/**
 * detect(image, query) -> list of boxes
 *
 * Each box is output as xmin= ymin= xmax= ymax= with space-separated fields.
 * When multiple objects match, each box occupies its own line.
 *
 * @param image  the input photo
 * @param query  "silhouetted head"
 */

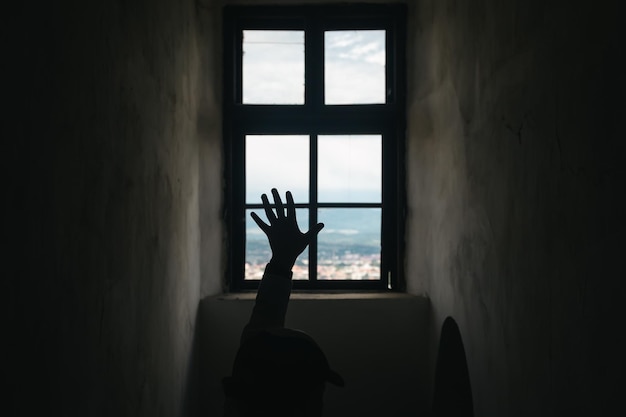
xmin=223 ymin=329 xmax=344 ymax=417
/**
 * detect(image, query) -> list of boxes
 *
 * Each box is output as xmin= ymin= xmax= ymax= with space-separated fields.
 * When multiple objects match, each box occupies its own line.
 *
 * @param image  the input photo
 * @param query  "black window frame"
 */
xmin=223 ymin=4 xmax=406 ymax=291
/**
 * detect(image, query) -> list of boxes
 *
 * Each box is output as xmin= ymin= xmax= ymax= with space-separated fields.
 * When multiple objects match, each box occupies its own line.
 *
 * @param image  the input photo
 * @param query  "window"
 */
xmin=224 ymin=4 xmax=406 ymax=291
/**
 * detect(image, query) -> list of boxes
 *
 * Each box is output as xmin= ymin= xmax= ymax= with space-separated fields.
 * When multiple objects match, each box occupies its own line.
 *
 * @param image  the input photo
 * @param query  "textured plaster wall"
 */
xmin=405 ymin=0 xmax=625 ymax=415
xmin=8 ymin=0 xmax=222 ymax=415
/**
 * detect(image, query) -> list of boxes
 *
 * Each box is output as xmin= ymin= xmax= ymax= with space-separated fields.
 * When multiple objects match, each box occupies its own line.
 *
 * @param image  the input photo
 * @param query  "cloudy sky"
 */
xmin=242 ymin=29 xmax=385 ymax=104
xmin=242 ymin=29 xmax=385 ymax=204
xmin=246 ymin=134 xmax=381 ymax=203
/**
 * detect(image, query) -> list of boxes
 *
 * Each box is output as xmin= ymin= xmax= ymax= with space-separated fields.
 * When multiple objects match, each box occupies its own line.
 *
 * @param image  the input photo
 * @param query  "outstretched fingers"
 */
xmin=261 ymin=193 xmax=277 ymax=224
xmin=250 ymin=211 xmax=270 ymax=233
xmin=286 ymin=191 xmax=296 ymax=220
xmin=271 ymin=188 xmax=285 ymax=218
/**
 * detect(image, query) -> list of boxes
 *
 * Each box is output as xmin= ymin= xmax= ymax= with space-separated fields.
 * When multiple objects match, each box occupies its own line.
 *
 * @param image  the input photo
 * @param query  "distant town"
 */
xmin=245 ymin=207 xmax=382 ymax=280
xmin=245 ymin=245 xmax=381 ymax=280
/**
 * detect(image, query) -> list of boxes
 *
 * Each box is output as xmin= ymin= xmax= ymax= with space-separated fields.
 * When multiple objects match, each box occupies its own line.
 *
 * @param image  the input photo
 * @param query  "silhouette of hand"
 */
xmin=251 ymin=189 xmax=324 ymax=273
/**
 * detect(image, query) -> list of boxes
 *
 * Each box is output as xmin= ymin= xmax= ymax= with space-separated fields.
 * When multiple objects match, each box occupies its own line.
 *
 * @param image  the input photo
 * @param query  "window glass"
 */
xmin=246 ymin=135 xmax=309 ymax=203
xmin=246 ymin=208 xmax=309 ymax=280
xmin=243 ymin=30 xmax=305 ymax=104
xmin=317 ymin=208 xmax=381 ymax=280
xmin=226 ymin=5 xmax=405 ymax=290
xmin=324 ymin=30 xmax=386 ymax=104
xmin=318 ymin=135 xmax=381 ymax=203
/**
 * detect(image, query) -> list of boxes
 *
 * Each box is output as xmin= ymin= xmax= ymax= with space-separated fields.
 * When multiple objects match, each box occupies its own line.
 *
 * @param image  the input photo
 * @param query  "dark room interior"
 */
xmin=7 ymin=0 xmax=624 ymax=416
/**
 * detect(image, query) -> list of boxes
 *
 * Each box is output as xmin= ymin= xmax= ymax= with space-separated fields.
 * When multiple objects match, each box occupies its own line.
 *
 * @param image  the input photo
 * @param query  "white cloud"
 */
xmin=324 ymin=30 xmax=386 ymax=104
xmin=246 ymin=135 xmax=309 ymax=202
xmin=243 ymin=30 xmax=305 ymax=104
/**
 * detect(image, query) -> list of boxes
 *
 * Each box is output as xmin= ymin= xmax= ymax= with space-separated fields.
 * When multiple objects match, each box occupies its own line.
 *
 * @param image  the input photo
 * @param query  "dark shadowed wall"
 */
xmin=8 ymin=0 xmax=222 ymax=415
xmin=405 ymin=0 xmax=625 ymax=415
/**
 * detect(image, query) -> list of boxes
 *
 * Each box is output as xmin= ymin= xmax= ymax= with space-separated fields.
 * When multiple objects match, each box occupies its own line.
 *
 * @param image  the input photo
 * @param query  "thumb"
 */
xmin=304 ymin=222 xmax=324 ymax=240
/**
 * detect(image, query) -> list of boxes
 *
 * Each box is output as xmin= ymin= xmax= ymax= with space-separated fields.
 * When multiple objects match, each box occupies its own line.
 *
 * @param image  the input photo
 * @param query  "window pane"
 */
xmin=246 ymin=135 xmax=309 ymax=203
xmin=318 ymin=135 xmax=381 ymax=203
xmin=317 ymin=208 xmax=381 ymax=280
xmin=325 ymin=30 xmax=386 ymax=104
xmin=246 ymin=208 xmax=309 ymax=280
xmin=243 ymin=30 xmax=305 ymax=104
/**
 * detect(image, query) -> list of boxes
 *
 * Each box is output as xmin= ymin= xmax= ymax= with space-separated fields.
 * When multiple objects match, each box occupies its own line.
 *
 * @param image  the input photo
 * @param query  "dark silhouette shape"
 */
xmin=433 ymin=317 xmax=474 ymax=417
xmin=222 ymin=189 xmax=344 ymax=417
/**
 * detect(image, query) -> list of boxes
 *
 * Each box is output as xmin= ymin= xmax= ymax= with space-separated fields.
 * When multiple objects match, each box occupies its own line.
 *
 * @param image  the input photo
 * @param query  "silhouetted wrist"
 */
xmin=266 ymin=258 xmax=294 ymax=278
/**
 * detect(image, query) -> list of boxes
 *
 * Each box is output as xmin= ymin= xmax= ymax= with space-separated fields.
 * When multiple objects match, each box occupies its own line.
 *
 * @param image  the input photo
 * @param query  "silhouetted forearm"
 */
xmin=240 ymin=264 xmax=292 ymax=344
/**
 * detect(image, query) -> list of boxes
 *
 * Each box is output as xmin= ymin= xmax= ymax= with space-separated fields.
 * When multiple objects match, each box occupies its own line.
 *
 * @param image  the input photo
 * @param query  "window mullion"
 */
xmin=309 ymin=134 xmax=318 ymax=282
xmin=305 ymin=21 xmax=323 ymax=282
xmin=305 ymin=19 xmax=324 ymax=111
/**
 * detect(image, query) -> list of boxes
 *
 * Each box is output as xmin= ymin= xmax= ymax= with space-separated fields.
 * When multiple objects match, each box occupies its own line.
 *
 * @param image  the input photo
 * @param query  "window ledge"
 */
xmin=214 ymin=291 xmax=423 ymax=301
